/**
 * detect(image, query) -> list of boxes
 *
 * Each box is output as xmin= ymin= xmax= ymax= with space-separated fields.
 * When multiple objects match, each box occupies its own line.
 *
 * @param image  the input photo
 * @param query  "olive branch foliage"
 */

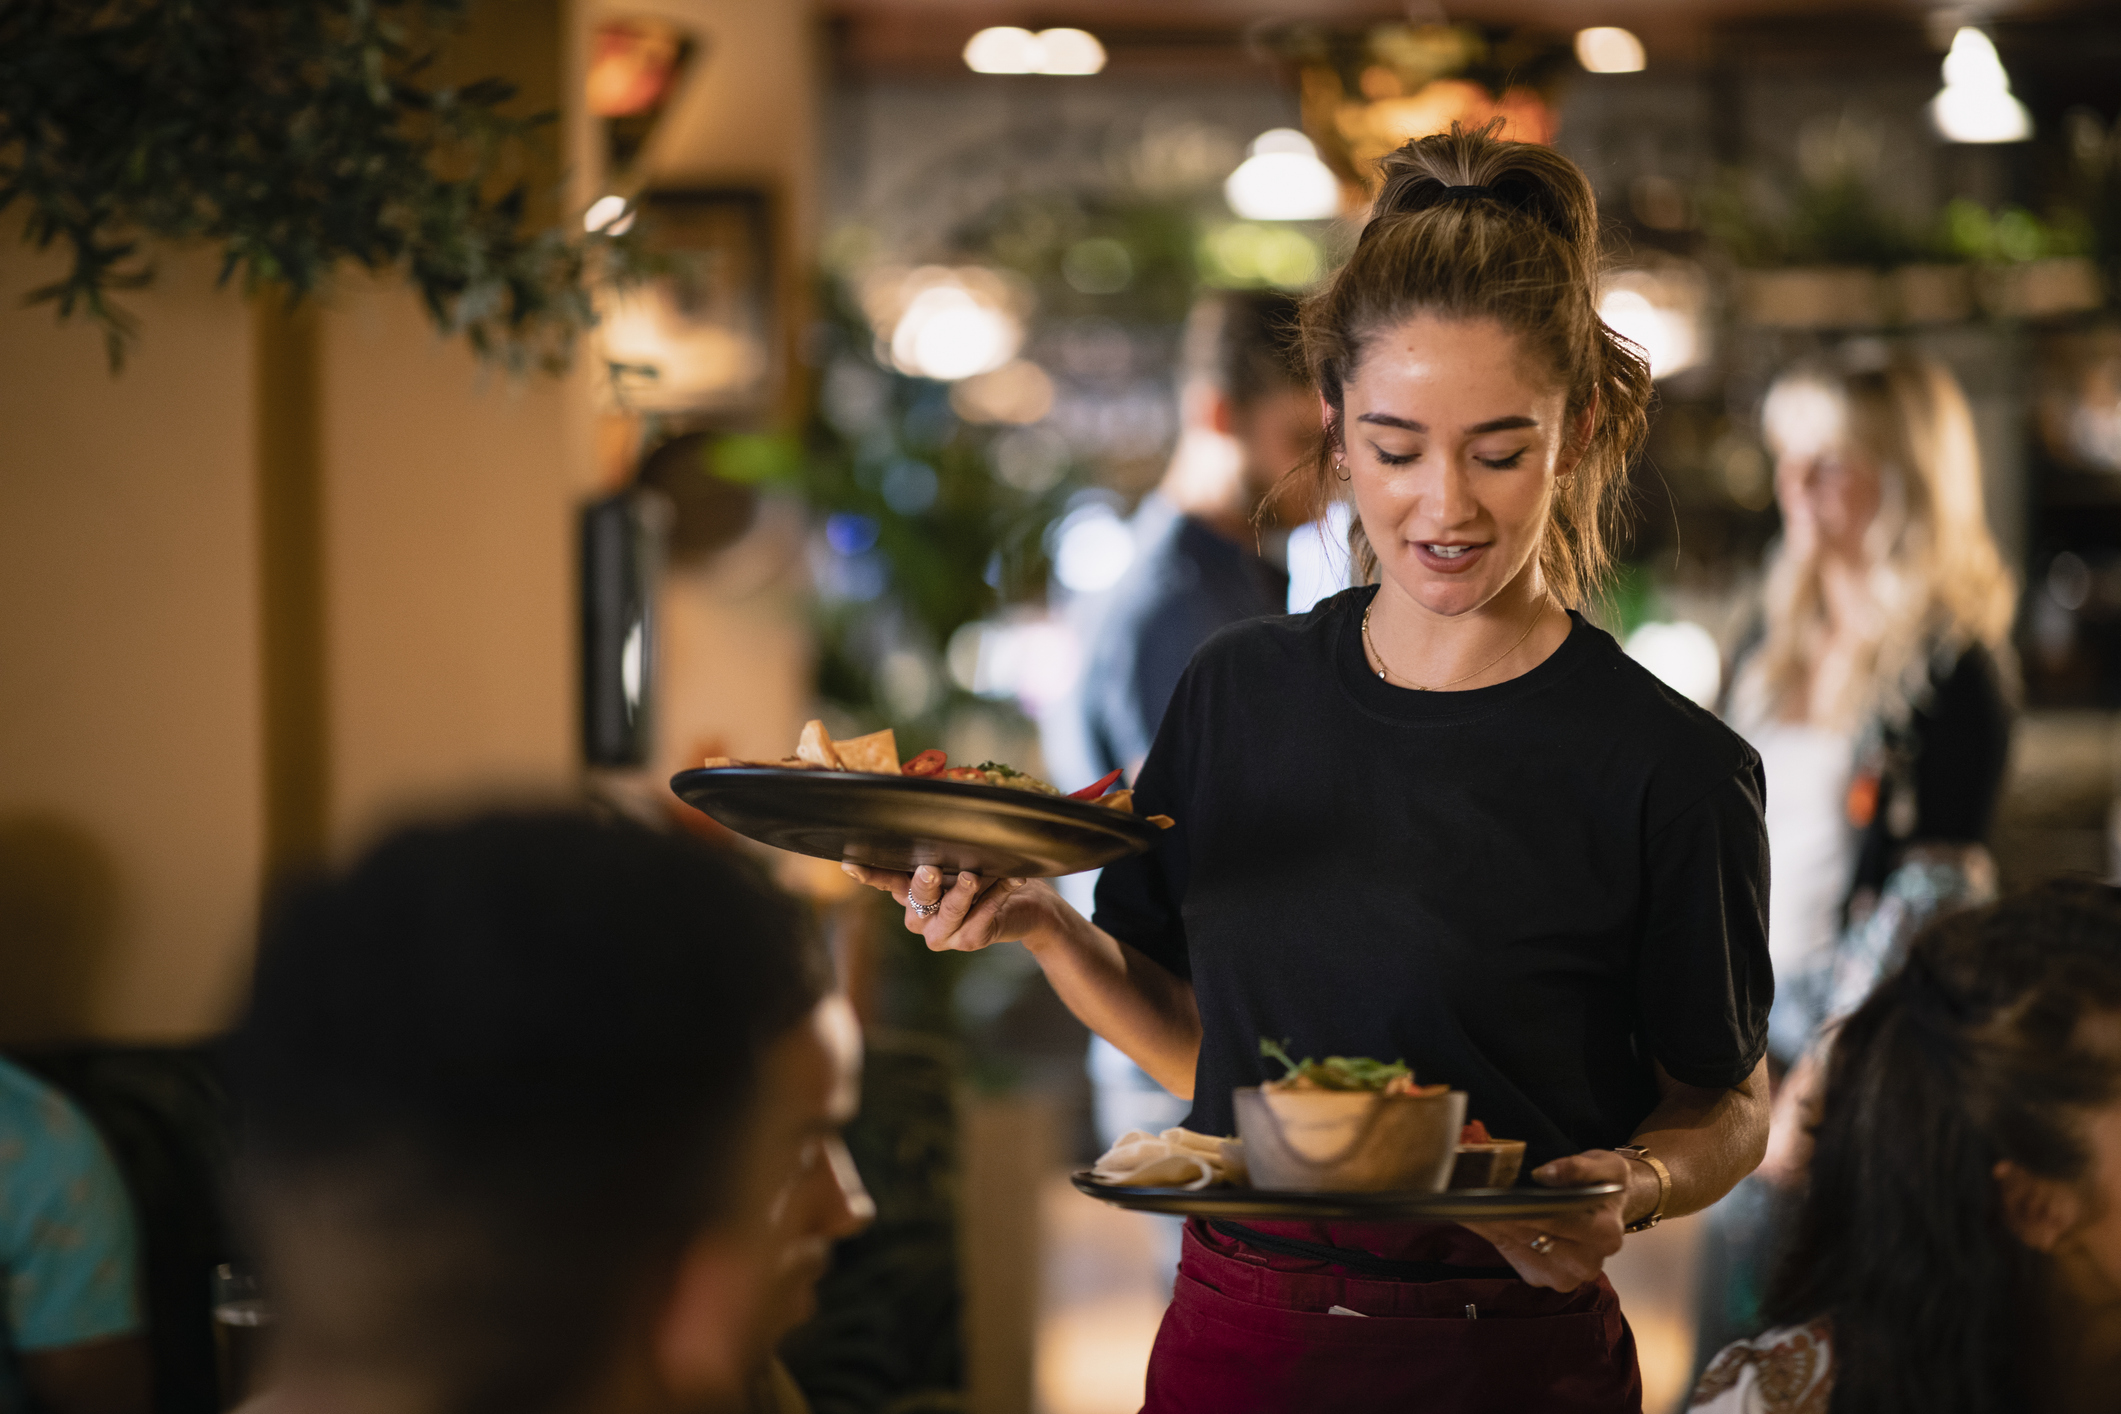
xmin=0 ymin=0 xmax=617 ymax=372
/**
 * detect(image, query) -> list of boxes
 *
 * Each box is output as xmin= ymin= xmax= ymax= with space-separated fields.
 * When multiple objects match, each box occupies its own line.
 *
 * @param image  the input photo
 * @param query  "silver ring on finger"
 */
xmin=909 ymin=896 xmax=941 ymax=919
xmin=1528 ymin=1233 xmax=1556 ymax=1255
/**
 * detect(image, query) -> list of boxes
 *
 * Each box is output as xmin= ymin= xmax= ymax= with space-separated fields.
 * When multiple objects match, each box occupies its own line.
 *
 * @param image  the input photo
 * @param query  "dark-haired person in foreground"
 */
xmin=1691 ymin=879 xmax=2121 ymax=1414
xmin=226 ymin=810 xmax=873 ymax=1414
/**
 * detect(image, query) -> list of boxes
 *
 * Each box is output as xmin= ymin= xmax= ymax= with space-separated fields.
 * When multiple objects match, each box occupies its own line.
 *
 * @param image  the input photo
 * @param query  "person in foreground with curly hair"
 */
xmin=849 ymin=121 xmax=1772 ymax=1412
xmin=1691 ymin=878 xmax=2121 ymax=1414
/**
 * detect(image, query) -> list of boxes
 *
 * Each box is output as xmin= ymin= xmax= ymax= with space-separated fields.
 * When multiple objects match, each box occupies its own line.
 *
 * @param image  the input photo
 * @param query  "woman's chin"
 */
xmin=1390 ymin=572 xmax=1499 ymax=619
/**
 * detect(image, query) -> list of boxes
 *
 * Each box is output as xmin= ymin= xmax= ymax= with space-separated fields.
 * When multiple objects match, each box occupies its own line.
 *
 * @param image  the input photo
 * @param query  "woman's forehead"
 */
xmin=1345 ymin=313 xmax=1565 ymax=408
xmin=1763 ymin=377 xmax=1851 ymax=456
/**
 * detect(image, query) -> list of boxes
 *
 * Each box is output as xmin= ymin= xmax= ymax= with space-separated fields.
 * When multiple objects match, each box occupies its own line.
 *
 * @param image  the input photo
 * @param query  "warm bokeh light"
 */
xmin=860 ymin=266 xmax=1030 ymax=382
xmin=582 ymin=195 xmax=633 ymax=235
xmin=1930 ymin=28 xmax=2032 ymax=143
xmin=1598 ymin=266 xmax=1708 ymax=380
xmin=1574 ymin=27 xmax=1646 ymax=74
xmin=1223 ymin=129 xmax=1341 ymax=222
xmin=964 ymin=27 xmax=1041 ymax=74
xmin=963 ymin=26 xmax=1106 ymax=76
xmin=950 ymin=360 xmax=1056 ymax=425
xmin=1034 ymin=28 xmax=1107 ymax=76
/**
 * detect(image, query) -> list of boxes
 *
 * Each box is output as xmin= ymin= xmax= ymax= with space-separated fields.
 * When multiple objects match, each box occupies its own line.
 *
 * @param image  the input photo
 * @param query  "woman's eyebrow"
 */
xmin=1353 ymin=413 xmax=1539 ymax=435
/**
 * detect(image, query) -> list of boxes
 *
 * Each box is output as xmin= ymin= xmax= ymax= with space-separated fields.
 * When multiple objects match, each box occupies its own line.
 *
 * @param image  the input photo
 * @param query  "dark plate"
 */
xmin=1070 ymin=1172 xmax=1624 ymax=1221
xmin=670 ymin=767 xmax=1164 ymax=877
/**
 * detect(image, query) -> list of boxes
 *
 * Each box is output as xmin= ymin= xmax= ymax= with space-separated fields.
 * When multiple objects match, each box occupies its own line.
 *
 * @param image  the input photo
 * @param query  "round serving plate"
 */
xmin=1069 ymin=1172 xmax=1623 ymax=1221
xmin=670 ymin=767 xmax=1164 ymax=878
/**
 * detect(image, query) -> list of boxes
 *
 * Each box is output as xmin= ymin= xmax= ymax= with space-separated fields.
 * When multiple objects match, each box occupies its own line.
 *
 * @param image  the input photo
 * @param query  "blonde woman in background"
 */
xmin=1695 ymin=346 xmax=2019 ymax=1366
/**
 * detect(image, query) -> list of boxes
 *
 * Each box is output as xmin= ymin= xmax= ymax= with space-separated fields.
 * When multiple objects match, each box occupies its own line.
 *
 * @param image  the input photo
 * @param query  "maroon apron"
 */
xmin=1142 ymin=1219 xmax=1641 ymax=1413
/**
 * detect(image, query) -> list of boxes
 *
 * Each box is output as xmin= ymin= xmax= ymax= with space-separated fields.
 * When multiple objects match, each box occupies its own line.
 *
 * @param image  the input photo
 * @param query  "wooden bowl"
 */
xmin=1233 ymin=1086 xmax=1467 ymax=1193
xmin=1448 ymin=1140 xmax=1527 ymax=1190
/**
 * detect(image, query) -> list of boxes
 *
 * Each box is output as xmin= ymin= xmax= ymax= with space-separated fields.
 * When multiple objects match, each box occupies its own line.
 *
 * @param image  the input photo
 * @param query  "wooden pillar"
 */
xmin=253 ymin=294 xmax=330 ymax=879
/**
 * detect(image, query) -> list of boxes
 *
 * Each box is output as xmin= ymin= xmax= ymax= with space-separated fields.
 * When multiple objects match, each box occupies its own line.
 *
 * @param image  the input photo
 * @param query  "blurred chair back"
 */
xmin=7 ymin=1047 xmax=234 ymax=1414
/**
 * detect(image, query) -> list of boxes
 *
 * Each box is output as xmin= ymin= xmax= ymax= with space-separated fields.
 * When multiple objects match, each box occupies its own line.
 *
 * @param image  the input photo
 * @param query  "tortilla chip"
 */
xmin=796 ymin=720 xmax=844 ymax=770
xmin=834 ymin=728 xmax=901 ymax=775
xmin=702 ymin=755 xmax=741 ymax=769
xmin=1147 ymin=814 xmax=1175 ymax=830
xmin=1095 ymin=789 xmax=1134 ymax=813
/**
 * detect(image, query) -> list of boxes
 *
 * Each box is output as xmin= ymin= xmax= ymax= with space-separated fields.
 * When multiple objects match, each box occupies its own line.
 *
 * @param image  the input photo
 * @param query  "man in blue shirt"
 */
xmin=0 ymin=1057 xmax=147 ymax=1414
xmin=1042 ymin=290 xmax=1316 ymax=1151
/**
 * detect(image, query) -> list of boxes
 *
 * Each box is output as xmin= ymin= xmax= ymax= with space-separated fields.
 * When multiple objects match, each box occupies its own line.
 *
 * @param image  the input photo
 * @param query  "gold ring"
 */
xmin=1528 ymin=1233 xmax=1556 ymax=1255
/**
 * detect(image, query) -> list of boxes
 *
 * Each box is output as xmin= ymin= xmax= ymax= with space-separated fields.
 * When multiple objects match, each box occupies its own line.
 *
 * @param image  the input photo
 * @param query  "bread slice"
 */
xmin=834 ymin=728 xmax=901 ymax=774
xmin=795 ymin=720 xmax=844 ymax=770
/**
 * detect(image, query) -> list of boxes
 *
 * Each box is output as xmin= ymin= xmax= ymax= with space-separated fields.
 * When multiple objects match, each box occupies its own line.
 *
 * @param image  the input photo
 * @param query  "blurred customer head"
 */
xmin=1294 ymin=121 xmax=1652 ymax=606
xmin=1164 ymin=289 xmax=1314 ymax=532
xmin=227 ymin=810 xmax=868 ymax=1414
xmin=1764 ymin=879 xmax=2121 ymax=1411
xmin=1741 ymin=348 xmax=2016 ymax=728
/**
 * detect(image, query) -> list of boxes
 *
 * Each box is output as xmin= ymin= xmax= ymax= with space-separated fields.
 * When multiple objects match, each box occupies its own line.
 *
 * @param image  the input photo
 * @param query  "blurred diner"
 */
xmin=1690 ymin=880 xmax=2121 ymax=1414
xmin=1696 ymin=348 xmax=2020 ymax=1359
xmin=225 ymin=811 xmax=870 ymax=1414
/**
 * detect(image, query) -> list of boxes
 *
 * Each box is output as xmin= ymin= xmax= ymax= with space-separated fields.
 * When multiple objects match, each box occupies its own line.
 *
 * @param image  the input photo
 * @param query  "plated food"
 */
xmin=1450 ymin=1118 xmax=1528 ymax=1190
xmin=1235 ymin=1041 xmax=1525 ymax=1193
xmin=703 ymin=720 xmax=1172 ymax=828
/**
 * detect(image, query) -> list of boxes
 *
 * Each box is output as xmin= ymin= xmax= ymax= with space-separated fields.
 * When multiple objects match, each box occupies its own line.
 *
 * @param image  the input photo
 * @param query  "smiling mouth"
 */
xmin=1422 ymin=543 xmax=1481 ymax=559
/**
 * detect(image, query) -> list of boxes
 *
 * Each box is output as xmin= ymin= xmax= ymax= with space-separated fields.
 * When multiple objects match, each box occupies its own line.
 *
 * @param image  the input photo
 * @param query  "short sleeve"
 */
xmin=1091 ymin=664 xmax=1198 ymax=982
xmin=1638 ymin=762 xmax=1773 ymax=1089
xmin=0 ymin=1086 xmax=141 ymax=1351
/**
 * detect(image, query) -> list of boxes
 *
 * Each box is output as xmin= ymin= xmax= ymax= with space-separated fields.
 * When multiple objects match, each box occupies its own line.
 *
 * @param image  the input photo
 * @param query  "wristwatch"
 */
xmin=1614 ymin=1144 xmax=1671 ymax=1233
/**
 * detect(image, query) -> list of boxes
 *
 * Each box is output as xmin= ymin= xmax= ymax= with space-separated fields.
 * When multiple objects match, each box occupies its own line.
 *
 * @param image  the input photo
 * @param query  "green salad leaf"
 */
xmin=1259 ymin=1036 xmax=1414 ymax=1092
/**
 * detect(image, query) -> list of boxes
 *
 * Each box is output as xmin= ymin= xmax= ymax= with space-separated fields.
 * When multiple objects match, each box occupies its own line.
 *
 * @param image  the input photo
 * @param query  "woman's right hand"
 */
xmin=841 ymin=863 xmax=1060 ymax=953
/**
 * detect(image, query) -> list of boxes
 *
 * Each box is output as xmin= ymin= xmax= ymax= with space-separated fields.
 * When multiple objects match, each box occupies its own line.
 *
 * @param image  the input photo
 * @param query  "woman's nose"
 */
xmin=1430 ymin=456 xmax=1478 ymax=524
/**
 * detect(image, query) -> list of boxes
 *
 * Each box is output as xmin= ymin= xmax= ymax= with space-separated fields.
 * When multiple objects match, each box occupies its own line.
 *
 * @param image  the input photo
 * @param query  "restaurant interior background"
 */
xmin=4 ymin=0 xmax=2120 ymax=1410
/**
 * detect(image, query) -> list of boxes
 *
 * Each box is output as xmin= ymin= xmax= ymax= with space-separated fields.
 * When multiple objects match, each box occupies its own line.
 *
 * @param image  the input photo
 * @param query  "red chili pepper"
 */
xmin=1068 ymin=767 xmax=1125 ymax=800
xmin=903 ymin=749 xmax=947 ymax=777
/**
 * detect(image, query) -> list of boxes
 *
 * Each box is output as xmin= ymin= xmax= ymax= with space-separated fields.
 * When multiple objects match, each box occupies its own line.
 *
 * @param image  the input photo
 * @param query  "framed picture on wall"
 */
xmin=600 ymin=188 xmax=778 ymax=419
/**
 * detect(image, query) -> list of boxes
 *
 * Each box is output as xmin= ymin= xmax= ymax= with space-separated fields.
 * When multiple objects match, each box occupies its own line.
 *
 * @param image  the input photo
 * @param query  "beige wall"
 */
xmin=0 ymin=243 xmax=265 ymax=1041
xmin=0 ymin=0 xmax=827 ymax=1039
xmin=318 ymin=278 xmax=578 ymax=848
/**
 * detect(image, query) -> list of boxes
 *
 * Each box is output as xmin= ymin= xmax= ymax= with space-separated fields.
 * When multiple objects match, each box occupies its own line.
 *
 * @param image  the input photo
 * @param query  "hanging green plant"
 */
xmin=0 ymin=0 xmax=619 ymax=371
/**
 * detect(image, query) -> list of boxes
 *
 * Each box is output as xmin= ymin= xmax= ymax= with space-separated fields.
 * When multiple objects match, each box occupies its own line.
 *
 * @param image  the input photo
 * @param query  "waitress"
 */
xmin=850 ymin=125 xmax=1771 ymax=1412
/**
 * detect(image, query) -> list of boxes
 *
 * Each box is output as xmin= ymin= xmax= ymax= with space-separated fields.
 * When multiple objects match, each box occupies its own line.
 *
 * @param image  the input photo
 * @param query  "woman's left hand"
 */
xmin=1460 ymin=1149 xmax=1631 ymax=1291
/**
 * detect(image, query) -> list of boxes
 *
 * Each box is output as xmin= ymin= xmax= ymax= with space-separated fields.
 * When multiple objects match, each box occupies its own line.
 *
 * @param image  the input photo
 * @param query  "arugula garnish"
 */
xmin=1259 ymin=1036 xmax=1414 ymax=1092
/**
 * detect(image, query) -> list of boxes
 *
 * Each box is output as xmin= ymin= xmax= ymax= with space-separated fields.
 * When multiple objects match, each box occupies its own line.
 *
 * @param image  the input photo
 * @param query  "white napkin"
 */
xmin=1091 ymin=1128 xmax=1247 ymax=1190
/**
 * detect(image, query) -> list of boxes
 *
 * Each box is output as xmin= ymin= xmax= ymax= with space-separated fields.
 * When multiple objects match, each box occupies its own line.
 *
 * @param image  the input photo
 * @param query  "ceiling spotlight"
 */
xmin=1574 ymin=27 xmax=1646 ymax=74
xmin=963 ymin=25 xmax=1106 ymax=76
xmin=1035 ymin=29 xmax=1105 ymax=74
xmin=1223 ymin=129 xmax=1342 ymax=222
xmin=964 ymin=27 xmax=1043 ymax=74
xmin=1929 ymin=28 xmax=2032 ymax=144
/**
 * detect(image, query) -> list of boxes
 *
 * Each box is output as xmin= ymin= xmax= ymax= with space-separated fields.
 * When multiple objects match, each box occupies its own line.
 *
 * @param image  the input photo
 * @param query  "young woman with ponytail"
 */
xmin=849 ymin=124 xmax=1773 ymax=1410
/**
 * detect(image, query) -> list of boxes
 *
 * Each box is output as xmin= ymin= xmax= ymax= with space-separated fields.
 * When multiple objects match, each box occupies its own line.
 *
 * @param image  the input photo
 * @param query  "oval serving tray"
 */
xmin=670 ymin=767 xmax=1163 ymax=878
xmin=1070 ymin=1171 xmax=1623 ymax=1222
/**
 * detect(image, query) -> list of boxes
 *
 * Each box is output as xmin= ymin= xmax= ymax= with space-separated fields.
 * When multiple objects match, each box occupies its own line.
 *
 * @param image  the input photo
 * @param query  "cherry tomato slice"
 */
xmin=902 ymin=749 xmax=947 ymax=777
xmin=1068 ymin=767 xmax=1125 ymax=800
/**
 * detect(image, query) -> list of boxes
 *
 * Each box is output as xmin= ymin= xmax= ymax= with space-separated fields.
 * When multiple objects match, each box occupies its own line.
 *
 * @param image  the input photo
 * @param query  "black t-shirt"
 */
xmin=1093 ymin=587 xmax=1773 ymax=1168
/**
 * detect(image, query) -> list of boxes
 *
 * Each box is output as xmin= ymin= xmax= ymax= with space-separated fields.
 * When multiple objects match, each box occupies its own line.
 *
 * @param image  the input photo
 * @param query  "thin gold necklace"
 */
xmin=1362 ymin=599 xmax=1544 ymax=691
